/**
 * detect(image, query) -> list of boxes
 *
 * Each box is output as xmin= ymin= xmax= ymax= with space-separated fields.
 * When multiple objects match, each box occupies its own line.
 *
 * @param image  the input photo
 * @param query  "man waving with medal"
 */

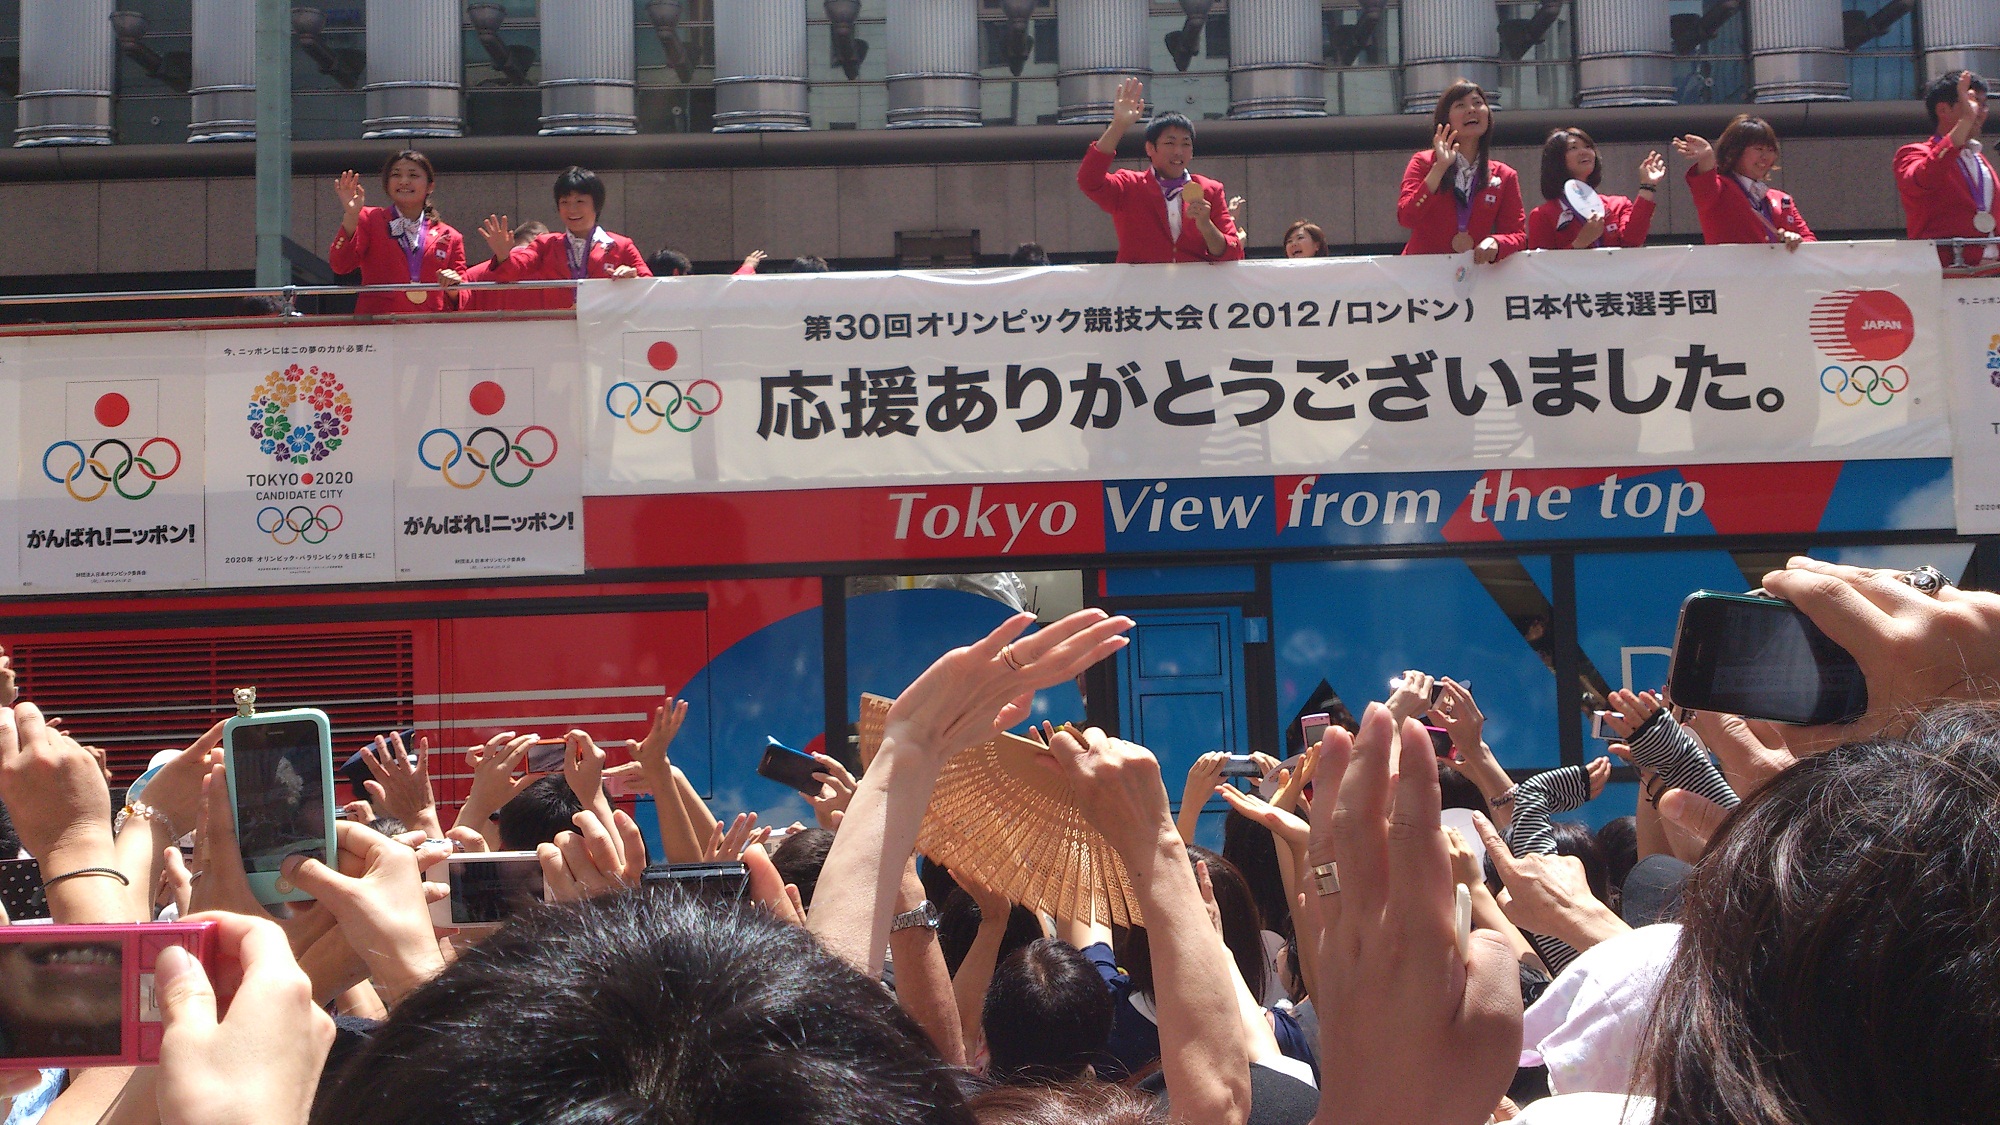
xmin=1896 ymin=70 xmax=1996 ymax=269
xmin=1076 ymin=77 xmax=1244 ymax=265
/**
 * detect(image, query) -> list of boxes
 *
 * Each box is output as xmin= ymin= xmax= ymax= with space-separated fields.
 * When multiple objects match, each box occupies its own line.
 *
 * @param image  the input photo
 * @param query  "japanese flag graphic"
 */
xmin=437 ymin=368 xmax=536 ymax=429
xmin=615 ymin=331 xmax=713 ymax=432
xmin=66 ymin=380 xmax=159 ymax=437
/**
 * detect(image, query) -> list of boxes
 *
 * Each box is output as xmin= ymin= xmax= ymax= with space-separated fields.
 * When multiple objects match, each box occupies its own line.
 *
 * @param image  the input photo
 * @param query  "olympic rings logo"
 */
xmin=1819 ymin=364 xmax=1909 ymax=407
xmin=416 ymin=425 xmax=558 ymax=489
xmin=604 ymin=379 xmax=721 ymax=434
xmin=256 ymin=505 xmax=343 ymax=545
xmin=42 ymin=437 xmax=182 ymax=502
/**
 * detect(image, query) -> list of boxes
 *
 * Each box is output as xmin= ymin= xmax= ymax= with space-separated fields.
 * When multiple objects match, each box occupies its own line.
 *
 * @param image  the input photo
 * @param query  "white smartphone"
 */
xmin=428 ymin=851 xmax=547 ymax=931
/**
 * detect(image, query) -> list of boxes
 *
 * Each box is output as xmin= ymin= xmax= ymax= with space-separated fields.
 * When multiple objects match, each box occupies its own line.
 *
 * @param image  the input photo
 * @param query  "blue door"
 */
xmin=1114 ymin=608 xmax=1252 ymax=848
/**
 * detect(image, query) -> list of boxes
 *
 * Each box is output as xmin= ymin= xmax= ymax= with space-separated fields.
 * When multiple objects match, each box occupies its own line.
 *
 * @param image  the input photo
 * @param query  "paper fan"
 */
xmin=858 ymin=692 xmax=893 ymax=768
xmin=915 ymin=727 xmax=1144 ymax=929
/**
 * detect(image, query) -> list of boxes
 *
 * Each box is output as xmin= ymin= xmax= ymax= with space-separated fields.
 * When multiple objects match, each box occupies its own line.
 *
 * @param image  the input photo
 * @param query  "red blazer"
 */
xmin=1526 ymin=193 xmax=1655 ymax=251
xmin=455 ymin=256 xmax=564 ymax=312
xmin=1685 ymin=166 xmax=1814 ymax=245
xmin=328 ymin=206 xmax=465 ymax=315
xmin=488 ymin=230 xmax=652 ymax=309
xmin=1076 ymin=144 xmax=1245 ymax=264
xmin=1398 ymin=152 xmax=1527 ymax=259
xmin=1894 ymin=135 xmax=1997 ymax=246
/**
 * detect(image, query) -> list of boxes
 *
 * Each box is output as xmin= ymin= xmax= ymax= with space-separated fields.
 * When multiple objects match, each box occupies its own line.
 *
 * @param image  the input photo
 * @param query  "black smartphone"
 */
xmin=641 ymin=860 xmax=750 ymax=903
xmin=1425 ymin=726 xmax=1454 ymax=758
xmin=757 ymin=737 xmax=823 ymax=796
xmin=526 ymin=738 xmax=567 ymax=774
xmin=1218 ymin=754 xmax=1262 ymax=778
xmin=339 ymin=729 xmax=418 ymax=786
xmin=0 ymin=856 xmax=49 ymax=921
xmin=1668 ymin=590 xmax=1868 ymax=726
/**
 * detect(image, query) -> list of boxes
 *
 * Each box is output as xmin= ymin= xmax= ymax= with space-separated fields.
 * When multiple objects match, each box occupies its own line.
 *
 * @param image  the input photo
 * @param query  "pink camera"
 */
xmin=0 ymin=921 xmax=219 ymax=1069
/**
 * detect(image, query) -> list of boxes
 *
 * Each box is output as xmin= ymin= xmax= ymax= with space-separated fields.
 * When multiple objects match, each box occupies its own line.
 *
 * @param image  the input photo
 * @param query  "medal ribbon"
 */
xmin=395 ymin=214 xmax=430 ymax=284
xmin=1730 ymin=175 xmax=1783 ymax=244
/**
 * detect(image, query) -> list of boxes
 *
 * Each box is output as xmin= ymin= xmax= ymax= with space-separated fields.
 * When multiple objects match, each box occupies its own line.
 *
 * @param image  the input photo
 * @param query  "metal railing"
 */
xmin=1940 ymin=237 xmax=2000 ymax=276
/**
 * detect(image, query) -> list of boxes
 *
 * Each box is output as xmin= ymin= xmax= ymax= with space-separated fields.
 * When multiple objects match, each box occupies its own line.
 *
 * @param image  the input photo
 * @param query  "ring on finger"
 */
xmin=1311 ymin=860 xmax=1341 ymax=896
xmin=1895 ymin=564 xmax=1952 ymax=596
xmin=1001 ymin=644 xmax=1030 ymax=673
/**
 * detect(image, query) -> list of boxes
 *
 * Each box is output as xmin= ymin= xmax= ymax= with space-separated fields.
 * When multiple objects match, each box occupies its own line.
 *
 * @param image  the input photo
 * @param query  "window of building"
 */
xmin=292 ymin=3 xmax=366 ymax=140
xmin=110 ymin=0 xmax=192 ymax=145
xmin=635 ymin=0 xmax=716 ymax=134
xmin=1843 ymin=0 xmax=1917 ymax=102
xmin=978 ymin=0 xmax=1058 ymax=126
xmin=1323 ymin=3 xmax=1402 ymax=117
xmin=1496 ymin=1 xmax=1575 ymax=111
xmin=0 ymin=1 xmax=24 ymax=140
xmin=1669 ymin=0 xmax=1749 ymax=105
xmin=462 ymin=0 xmax=540 ymax=136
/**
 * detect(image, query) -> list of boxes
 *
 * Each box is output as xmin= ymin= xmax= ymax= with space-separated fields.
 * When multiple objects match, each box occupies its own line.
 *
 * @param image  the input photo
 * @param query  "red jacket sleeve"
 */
xmin=1077 ymin=144 xmax=1127 ymax=215
xmin=1203 ymin=181 xmax=1245 ymax=262
xmin=487 ymin=239 xmax=545 ymax=283
xmin=1526 ymin=201 xmax=1561 ymax=250
xmin=1615 ymin=193 xmax=1656 ymax=247
xmin=327 ymin=207 xmax=373 ymax=275
xmin=1398 ymin=151 xmax=1453 ymax=230
xmin=1894 ymin=136 xmax=1960 ymax=193
xmin=614 ymin=236 xmax=652 ymax=276
xmin=1490 ymin=170 xmax=1527 ymax=260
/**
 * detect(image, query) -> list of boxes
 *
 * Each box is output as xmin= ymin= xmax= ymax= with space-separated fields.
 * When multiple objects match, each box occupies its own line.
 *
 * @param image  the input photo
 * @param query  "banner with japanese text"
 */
xmin=576 ymin=242 xmax=1950 ymax=494
xmin=392 ymin=321 xmax=584 ymax=579
xmin=16 ymin=334 xmax=208 ymax=592
xmin=0 ymin=341 xmax=21 ymax=592
xmin=1945 ymin=277 xmax=2000 ymax=534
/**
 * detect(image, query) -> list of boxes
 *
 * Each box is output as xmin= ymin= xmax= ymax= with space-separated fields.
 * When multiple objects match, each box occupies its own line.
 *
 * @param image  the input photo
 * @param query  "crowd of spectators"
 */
xmin=314 ymin=68 xmax=1991 ymax=310
xmin=1 ymin=553 xmax=1998 ymax=1125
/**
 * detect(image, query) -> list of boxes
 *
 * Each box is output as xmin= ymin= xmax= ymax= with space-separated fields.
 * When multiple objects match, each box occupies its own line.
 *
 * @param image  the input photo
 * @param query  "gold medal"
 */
xmin=407 ymin=289 xmax=428 ymax=304
xmin=1451 ymin=232 xmax=1475 ymax=254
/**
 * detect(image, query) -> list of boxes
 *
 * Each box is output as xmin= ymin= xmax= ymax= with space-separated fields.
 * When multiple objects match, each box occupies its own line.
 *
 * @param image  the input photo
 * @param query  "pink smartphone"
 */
xmin=0 ymin=920 xmax=219 ymax=1068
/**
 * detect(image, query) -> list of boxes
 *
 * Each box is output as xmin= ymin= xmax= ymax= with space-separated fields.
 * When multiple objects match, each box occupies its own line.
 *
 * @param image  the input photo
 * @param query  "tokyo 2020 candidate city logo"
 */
xmin=607 ymin=340 xmax=720 ymax=433
xmin=1810 ymin=289 xmax=1915 ymax=408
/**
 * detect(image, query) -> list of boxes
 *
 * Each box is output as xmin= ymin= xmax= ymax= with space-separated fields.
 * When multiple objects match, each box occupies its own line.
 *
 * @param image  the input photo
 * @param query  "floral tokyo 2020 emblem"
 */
xmin=248 ymin=364 xmax=353 ymax=465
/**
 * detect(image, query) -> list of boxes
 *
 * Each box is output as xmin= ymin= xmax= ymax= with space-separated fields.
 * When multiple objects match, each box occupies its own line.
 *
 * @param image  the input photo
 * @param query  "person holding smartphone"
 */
xmin=328 ymin=151 xmax=466 ymax=315
xmin=1526 ymin=128 xmax=1665 ymax=251
xmin=1397 ymin=79 xmax=1526 ymax=264
xmin=1673 ymin=115 xmax=1815 ymax=250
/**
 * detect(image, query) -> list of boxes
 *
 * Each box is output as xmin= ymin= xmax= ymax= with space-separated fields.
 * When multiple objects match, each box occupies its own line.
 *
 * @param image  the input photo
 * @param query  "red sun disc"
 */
xmin=94 ymin=392 xmax=130 ymax=428
xmin=647 ymin=341 xmax=678 ymax=371
xmin=469 ymin=379 xmax=507 ymax=416
xmin=1840 ymin=290 xmax=1915 ymax=362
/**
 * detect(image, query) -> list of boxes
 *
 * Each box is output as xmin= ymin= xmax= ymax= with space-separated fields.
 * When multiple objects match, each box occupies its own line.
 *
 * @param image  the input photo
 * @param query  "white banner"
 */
xmin=0 ymin=342 xmax=20 ymax=593
xmin=17 ymin=334 xmax=207 ymax=592
xmin=1946 ymin=277 xmax=2000 ymax=533
xmin=392 ymin=321 xmax=584 ymax=579
xmin=577 ymin=242 xmax=1950 ymax=494
xmin=204 ymin=329 xmax=398 ymax=585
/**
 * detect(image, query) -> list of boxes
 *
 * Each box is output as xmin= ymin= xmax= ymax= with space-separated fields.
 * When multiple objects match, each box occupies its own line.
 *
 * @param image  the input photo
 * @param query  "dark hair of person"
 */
xmin=936 ymin=887 xmax=1046 ymax=976
xmin=1539 ymin=126 xmax=1602 ymax=202
xmin=311 ymin=891 xmax=975 ymax=1125
xmin=1009 ymin=242 xmax=1051 ymax=267
xmin=367 ymin=816 xmax=407 ymax=838
xmin=1547 ymin=819 xmax=1611 ymax=907
xmin=770 ymin=826 xmax=835 ymax=909
xmin=1223 ymin=809 xmax=1292 ymax=939
xmin=1144 ymin=112 xmax=1195 ymax=146
xmin=981 ymin=938 xmax=1115 ymax=1083
xmin=791 ymin=255 xmax=831 ymax=273
xmin=1121 ymin=847 xmax=1268 ymax=1001
xmin=647 ymin=248 xmax=692 ymax=276
xmin=1596 ymin=814 xmax=1639 ymax=897
xmin=380 ymin=150 xmax=440 ymax=222
xmin=495 ymin=775 xmax=582 ymax=852
xmin=1438 ymin=763 xmax=1491 ymax=818
xmin=513 ymin=220 xmax=549 ymax=246
xmin=237 ymin=295 xmax=285 ymax=316
xmin=1713 ymin=114 xmax=1781 ymax=177
xmin=1281 ymin=219 xmax=1326 ymax=255
xmin=1924 ymin=69 xmax=1988 ymax=129
xmin=1639 ymin=703 xmax=2000 ymax=1125
xmin=552 ymin=165 xmax=606 ymax=213
xmin=1431 ymin=79 xmax=1493 ymax=193
xmin=967 ymin=1079 xmax=1164 ymax=1125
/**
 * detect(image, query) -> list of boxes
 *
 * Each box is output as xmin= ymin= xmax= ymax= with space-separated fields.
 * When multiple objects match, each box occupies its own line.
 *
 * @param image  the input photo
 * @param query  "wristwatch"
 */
xmin=890 ymin=900 xmax=940 ymax=934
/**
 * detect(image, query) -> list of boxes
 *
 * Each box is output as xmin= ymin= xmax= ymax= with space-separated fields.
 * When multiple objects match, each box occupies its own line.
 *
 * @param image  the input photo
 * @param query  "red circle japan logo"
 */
xmin=1809 ymin=289 xmax=1914 ymax=362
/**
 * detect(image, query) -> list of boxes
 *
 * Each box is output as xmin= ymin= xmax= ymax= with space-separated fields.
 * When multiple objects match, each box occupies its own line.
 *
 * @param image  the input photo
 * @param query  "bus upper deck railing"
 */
xmin=0 ymin=239 xmax=1994 ymax=337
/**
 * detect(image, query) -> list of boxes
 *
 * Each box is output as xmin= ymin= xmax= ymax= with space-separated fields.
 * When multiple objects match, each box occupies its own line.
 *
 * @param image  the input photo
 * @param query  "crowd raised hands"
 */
xmin=2 ymin=557 xmax=2000 ymax=1125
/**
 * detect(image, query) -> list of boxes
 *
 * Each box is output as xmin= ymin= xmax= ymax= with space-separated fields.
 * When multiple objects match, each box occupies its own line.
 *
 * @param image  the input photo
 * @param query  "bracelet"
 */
xmin=43 ymin=866 xmax=131 ymax=890
xmin=1489 ymin=785 xmax=1517 ymax=808
xmin=114 ymin=801 xmax=179 ymax=842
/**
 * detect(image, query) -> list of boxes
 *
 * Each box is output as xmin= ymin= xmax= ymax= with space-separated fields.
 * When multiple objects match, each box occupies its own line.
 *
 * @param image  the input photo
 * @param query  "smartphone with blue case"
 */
xmin=223 ymin=707 xmax=336 ymax=905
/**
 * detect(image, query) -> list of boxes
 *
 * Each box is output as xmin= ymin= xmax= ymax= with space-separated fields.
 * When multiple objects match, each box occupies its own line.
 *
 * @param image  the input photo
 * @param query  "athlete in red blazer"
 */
xmin=1894 ymin=70 xmax=1995 ymax=266
xmin=1076 ymin=77 xmax=1244 ymax=265
xmin=450 ymin=223 xmax=559 ymax=312
xmin=1673 ymin=117 xmax=1814 ymax=248
xmin=328 ymin=151 xmax=466 ymax=316
xmin=1525 ymin=128 xmax=1664 ymax=251
xmin=1398 ymin=80 xmax=1525 ymax=262
xmin=480 ymin=167 xmax=651 ymax=310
